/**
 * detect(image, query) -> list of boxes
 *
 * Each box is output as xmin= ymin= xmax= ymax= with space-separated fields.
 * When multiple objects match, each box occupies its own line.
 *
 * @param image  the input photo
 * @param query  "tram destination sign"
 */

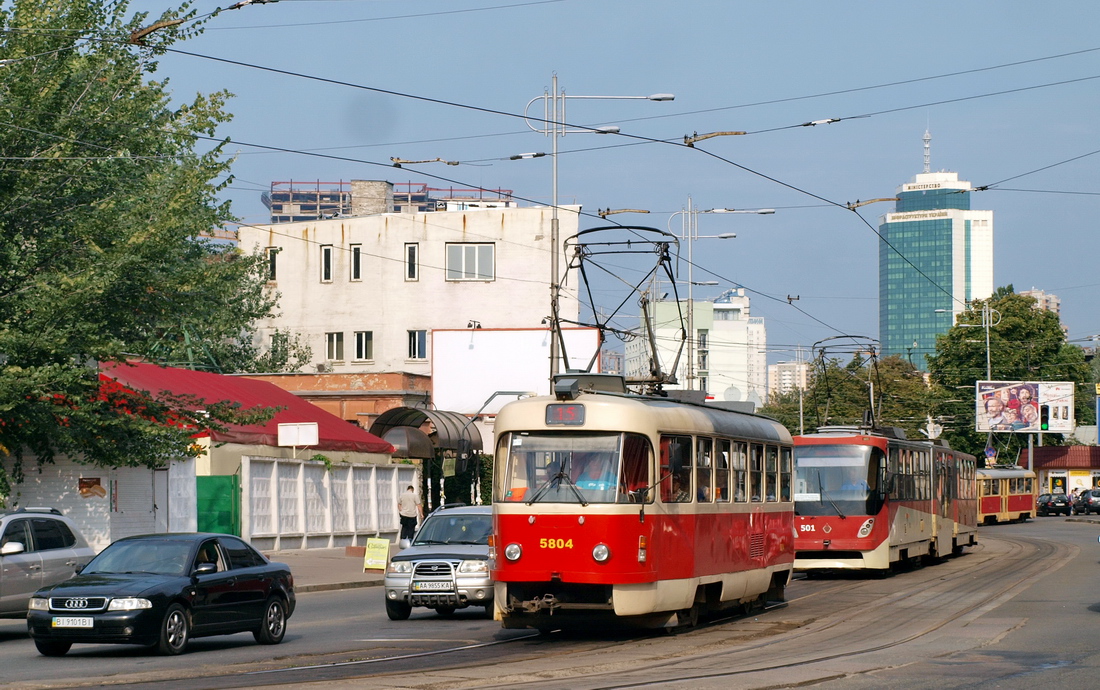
xmin=545 ymin=403 xmax=585 ymax=426
xmin=975 ymin=380 xmax=1075 ymax=433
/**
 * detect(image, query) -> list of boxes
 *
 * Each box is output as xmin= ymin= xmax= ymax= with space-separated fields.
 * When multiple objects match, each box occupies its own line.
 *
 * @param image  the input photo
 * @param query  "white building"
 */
xmin=1019 ymin=287 xmax=1061 ymax=317
xmin=237 ymin=181 xmax=581 ymax=377
xmin=624 ymin=288 xmax=766 ymax=405
xmin=768 ymin=360 xmax=810 ymax=398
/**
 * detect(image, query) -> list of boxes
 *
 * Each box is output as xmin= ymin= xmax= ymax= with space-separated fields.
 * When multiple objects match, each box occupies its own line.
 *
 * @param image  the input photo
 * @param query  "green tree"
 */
xmin=759 ymin=354 xmax=940 ymax=440
xmin=926 ymin=289 xmax=1093 ymax=459
xmin=0 ymin=1 xmax=281 ymax=495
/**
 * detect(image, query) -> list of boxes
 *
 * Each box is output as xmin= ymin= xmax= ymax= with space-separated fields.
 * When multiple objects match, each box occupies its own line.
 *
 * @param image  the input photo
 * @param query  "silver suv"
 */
xmin=1 ymin=508 xmax=95 ymax=618
xmin=383 ymin=505 xmax=493 ymax=620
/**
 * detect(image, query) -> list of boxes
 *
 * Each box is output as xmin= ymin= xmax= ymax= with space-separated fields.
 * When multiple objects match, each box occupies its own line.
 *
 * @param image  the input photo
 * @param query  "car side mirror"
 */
xmin=1 ymin=541 xmax=25 ymax=556
xmin=193 ymin=562 xmax=217 ymax=576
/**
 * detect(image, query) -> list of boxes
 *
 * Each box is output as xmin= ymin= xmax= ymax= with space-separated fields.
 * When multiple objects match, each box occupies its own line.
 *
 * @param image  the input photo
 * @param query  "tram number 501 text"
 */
xmin=799 ymin=524 xmax=816 ymax=532
xmin=539 ymin=538 xmax=574 ymax=549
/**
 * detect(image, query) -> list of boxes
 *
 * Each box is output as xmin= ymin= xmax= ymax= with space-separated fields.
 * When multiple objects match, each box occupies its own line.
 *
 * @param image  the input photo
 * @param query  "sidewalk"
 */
xmin=264 ymin=545 xmax=396 ymax=593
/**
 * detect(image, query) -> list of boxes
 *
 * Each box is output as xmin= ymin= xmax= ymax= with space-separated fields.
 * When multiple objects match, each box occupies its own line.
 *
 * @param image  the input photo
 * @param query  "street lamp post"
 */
xmin=938 ymin=302 xmax=1001 ymax=380
xmin=522 ymin=75 xmax=674 ymax=381
xmin=668 ymin=198 xmax=774 ymax=390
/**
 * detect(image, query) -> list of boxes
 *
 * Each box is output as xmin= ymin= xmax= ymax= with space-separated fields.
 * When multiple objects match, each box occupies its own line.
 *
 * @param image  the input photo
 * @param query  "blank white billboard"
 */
xmin=432 ymin=328 xmax=601 ymax=414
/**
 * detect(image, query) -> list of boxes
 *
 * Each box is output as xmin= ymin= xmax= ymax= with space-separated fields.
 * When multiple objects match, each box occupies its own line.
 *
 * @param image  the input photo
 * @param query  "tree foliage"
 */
xmin=760 ymin=354 xmax=938 ymax=441
xmin=926 ymin=290 xmax=1093 ymax=459
xmin=0 ymin=1 xmax=287 ymax=494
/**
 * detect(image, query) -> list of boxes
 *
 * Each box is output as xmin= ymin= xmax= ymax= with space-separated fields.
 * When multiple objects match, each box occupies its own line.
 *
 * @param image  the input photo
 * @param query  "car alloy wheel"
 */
xmin=158 ymin=603 xmax=190 ymax=655
xmin=254 ymin=597 xmax=287 ymax=645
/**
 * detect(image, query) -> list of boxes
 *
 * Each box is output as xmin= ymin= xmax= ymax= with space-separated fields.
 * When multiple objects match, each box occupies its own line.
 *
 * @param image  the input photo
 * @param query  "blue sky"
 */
xmin=147 ymin=0 xmax=1100 ymax=364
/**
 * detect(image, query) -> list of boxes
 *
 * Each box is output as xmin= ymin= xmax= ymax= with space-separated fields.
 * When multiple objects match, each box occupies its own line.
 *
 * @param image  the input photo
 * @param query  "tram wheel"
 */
xmin=676 ymin=604 xmax=700 ymax=628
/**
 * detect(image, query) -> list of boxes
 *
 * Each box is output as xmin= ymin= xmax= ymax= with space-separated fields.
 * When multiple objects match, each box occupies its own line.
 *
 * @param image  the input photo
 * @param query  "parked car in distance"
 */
xmin=1 ymin=507 xmax=95 ymax=619
xmin=27 ymin=533 xmax=295 ymax=656
xmin=1074 ymin=489 xmax=1100 ymax=516
xmin=1036 ymin=493 xmax=1072 ymax=516
xmin=384 ymin=504 xmax=493 ymax=620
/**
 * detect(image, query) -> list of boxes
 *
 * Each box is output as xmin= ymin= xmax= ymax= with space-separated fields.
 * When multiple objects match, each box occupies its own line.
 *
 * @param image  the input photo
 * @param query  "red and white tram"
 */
xmin=975 ymin=466 xmax=1037 ymax=524
xmin=793 ymin=426 xmax=978 ymax=572
xmin=492 ymin=374 xmax=795 ymax=630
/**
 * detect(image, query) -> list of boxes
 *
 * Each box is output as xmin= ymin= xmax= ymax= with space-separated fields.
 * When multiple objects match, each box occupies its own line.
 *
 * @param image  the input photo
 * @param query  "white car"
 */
xmin=383 ymin=505 xmax=493 ymax=620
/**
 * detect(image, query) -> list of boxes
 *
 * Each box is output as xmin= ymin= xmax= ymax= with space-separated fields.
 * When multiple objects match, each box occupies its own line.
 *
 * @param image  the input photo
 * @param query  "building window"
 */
xmin=265 ymin=247 xmax=279 ymax=280
xmin=326 ymin=332 xmax=344 ymax=361
xmin=407 ymin=330 xmax=427 ymax=360
xmin=354 ymin=331 xmax=373 ymax=360
xmin=445 ymin=243 xmax=494 ymax=281
xmin=405 ymin=243 xmax=419 ymax=281
xmin=350 ymin=244 xmax=362 ymax=281
xmin=320 ymin=245 xmax=333 ymax=282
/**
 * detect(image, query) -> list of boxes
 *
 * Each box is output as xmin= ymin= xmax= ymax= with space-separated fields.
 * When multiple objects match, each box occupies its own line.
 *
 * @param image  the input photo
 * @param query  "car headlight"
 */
xmin=108 ymin=598 xmax=152 ymax=611
xmin=28 ymin=597 xmax=49 ymax=611
xmin=457 ymin=559 xmax=489 ymax=574
xmin=504 ymin=543 xmax=522 ymax=561
xmin=387 ymin=560 xmax=413 ymax=574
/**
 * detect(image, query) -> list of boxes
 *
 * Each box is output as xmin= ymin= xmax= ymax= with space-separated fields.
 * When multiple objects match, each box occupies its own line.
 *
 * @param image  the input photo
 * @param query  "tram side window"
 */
xmin=750 ymin=444 xmax=763 ymax=502
xmin=780 ymin=447 xmax=792 ymax=501
xmin=715 ymin=439 xmax=731 ymax=502
xmin=733 ymin=442 xmax=748 ymax=502
xmin=765 ymin=446 xmax=778 ymax=502
xmin=619 ymin=433 xmax=652 ymax=503
xmin=660 ymin=435 xmax=693 ymax=503
xmin=696 ymin=437 xmax=714 ymax=502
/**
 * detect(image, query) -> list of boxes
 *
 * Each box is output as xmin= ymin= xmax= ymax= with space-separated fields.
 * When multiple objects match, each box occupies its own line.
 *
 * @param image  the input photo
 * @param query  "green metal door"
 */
xmin=196 ymin=475 xmax=240 ymax=535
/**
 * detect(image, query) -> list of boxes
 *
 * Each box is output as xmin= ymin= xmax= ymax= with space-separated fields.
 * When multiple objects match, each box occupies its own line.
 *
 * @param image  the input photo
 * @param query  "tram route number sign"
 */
xmin=545 ymin=403 xmax=585 ymax=426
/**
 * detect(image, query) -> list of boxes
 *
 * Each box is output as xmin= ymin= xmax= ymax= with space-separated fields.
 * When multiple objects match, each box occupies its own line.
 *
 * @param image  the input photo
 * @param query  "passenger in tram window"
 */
xmin=573 ymin=453 xmax=615 ymax=491
xmin=696 ymin=467 xmax=712 ymax=502
xmin=671 ymin=471 xmax=692 ymax=503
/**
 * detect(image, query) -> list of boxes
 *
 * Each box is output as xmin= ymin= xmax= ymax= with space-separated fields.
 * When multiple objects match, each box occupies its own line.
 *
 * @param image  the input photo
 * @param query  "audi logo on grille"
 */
xmin=65 ymin=598 xmax=89 ymax=610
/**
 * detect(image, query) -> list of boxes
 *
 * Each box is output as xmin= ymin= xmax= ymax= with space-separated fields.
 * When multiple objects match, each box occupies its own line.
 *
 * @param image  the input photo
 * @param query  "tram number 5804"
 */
xmin=539 ymin=538 xmax=574 ymax=549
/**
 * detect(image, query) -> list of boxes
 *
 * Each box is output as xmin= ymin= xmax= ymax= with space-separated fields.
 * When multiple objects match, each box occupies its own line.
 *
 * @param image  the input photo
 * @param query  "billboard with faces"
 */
xmin=975 ymin=381 xmax=1075 ymax=433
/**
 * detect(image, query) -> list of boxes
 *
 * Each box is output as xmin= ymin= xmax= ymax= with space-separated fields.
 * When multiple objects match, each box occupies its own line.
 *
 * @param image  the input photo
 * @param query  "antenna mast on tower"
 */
xmin=923 ymin=129 xmax=932 ymax=173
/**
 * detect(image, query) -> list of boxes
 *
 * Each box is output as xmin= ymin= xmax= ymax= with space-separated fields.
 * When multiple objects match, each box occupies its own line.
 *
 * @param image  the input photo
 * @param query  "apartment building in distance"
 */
xmin=238 ymin=180 xmax=581 ymax=381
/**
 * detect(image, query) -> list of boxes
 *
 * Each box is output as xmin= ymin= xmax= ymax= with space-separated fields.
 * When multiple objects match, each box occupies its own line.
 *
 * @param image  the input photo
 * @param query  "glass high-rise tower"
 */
xmin=878 ymin=132 xmax=993 ymax=369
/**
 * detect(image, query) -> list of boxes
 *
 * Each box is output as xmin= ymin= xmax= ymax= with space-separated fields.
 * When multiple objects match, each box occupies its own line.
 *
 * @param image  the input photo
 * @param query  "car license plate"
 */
xmin=412 ymin=581 xmax=452 ymax=591
xmin=52 ymin=617 xmax=93 ymax=628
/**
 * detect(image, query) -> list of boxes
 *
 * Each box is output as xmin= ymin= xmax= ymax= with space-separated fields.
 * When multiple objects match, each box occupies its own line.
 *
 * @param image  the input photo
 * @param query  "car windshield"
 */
xmin=83 ymin=540 xmax=193 ymax=576
xmin=414 ymin=514 xmax=491 ymax=546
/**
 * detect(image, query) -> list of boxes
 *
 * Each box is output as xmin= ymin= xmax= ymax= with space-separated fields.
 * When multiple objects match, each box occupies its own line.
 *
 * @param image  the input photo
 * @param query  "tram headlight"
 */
xmin=857 ymin=518 xmax=875 ymax=538
xmin=504 ymin=543 xmax=522 ymax=561
xmin=592 ymin=543 xmax=611 ymax=563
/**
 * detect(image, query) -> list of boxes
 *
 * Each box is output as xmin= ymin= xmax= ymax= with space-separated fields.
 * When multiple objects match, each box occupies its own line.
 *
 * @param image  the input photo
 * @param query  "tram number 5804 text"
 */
xmin=539 ymin=538 xmax=574 ymax=549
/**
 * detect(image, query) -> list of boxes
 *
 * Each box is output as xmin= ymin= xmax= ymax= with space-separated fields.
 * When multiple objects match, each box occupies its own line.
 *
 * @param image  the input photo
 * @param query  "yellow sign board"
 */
xmin=363 ymin=537 xmax=391 ymax=571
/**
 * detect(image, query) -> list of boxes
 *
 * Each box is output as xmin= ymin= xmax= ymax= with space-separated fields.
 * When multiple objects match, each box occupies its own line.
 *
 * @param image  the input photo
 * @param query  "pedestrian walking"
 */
xmin=397 ymin=485 xmax=422 ymax=548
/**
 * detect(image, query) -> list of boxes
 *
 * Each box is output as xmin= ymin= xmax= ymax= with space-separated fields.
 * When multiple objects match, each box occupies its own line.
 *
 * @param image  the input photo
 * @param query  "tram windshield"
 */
xmin=794 ymin=444 xmax=884 ymax=517
xmin=496 ymin=431 xmax=651 ymax=504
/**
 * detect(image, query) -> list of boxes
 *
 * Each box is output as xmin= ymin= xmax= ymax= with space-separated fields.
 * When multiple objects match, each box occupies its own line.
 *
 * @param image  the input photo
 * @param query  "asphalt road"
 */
xmin=1 ymin=518 xmax=1097 ymax=690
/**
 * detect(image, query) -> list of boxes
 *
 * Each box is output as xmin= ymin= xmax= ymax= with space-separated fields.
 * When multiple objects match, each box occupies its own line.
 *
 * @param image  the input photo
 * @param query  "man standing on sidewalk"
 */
xmin=397 ymin=485 xmax=422 ymax=547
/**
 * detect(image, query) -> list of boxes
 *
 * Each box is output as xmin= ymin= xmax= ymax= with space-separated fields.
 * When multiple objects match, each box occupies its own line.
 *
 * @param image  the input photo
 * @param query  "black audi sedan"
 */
xmin=27 ymin=533 xmax=295 ymax=656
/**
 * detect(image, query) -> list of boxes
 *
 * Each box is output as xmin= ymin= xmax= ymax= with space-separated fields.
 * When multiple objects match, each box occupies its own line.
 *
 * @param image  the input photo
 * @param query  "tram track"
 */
xmin=321 ymin=533 xmax=1070 ymax=690
xmin=25 ymin=533 xmax=1072 ymax=690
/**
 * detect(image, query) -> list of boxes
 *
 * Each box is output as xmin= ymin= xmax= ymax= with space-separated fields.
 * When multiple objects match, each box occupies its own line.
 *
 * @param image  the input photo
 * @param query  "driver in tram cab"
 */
xmin=574 ymin=453 xmax=614 ymax=491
